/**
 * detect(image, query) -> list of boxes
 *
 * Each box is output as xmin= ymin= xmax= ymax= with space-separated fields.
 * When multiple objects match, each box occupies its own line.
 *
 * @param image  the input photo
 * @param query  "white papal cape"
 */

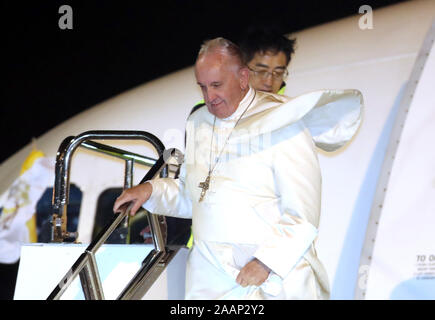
xmin=143 ymin=87 xmax=363 ymax=299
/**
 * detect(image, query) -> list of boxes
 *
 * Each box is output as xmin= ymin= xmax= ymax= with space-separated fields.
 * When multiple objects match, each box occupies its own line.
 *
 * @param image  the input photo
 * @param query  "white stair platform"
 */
xmin=14 ymin=243 xmax=188 ymax=300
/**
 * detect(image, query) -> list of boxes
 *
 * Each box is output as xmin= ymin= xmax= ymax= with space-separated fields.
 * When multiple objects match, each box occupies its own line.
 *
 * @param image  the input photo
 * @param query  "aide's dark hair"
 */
xmin=238 ymin=26 xmax=296 ymax=66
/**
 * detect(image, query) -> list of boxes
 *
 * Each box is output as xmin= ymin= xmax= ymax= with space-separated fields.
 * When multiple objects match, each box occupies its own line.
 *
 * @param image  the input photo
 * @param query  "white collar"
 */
xmin=221 ymin=87 xmax=255 ymax=121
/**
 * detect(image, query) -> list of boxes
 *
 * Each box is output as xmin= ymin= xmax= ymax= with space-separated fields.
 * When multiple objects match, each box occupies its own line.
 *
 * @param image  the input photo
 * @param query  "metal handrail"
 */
xmin=81 ymin=140 xmax=158 ymax=168
xmin=51 ymin=130 xmax=166 ymax=242
xmin=80 ymin=141 xmax=181 ymax=175
xmin=47 ymin=203 xmax=132 ymax=300
xmin=47 ymin=130 xmax=183 ymax=300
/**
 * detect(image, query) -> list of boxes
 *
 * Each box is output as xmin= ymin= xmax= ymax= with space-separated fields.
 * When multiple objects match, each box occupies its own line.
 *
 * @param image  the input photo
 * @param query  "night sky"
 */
xmin=1 ymin=0 xmax=406 ymax=163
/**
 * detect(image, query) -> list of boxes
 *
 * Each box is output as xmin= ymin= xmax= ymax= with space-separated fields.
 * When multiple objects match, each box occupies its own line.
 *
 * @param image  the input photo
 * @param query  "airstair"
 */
xmin=23 ymin=131 xmax=185 ymax=300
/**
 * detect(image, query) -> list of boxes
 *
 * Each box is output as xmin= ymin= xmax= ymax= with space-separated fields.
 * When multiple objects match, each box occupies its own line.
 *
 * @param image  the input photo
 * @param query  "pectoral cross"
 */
xmin=198 ymin=174 xmax=210 ymax=202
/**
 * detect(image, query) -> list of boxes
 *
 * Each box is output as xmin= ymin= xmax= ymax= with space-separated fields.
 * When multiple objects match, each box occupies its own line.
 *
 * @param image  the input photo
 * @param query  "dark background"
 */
xmin=1 ymin=0 xmax=406 ymax=163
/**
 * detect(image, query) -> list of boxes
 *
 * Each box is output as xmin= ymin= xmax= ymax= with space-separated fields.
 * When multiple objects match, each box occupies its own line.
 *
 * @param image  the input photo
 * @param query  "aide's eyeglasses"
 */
xmin=248 ymin=67 xmax=289 ymax=80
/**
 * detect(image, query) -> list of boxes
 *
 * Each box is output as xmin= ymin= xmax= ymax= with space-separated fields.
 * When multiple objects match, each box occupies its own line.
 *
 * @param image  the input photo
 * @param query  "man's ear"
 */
xmin=239 ymin=67 xmax=250 ymax=90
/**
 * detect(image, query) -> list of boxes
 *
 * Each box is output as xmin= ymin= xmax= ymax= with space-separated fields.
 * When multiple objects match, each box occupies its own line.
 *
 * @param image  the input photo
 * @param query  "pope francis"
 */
xmin=113 ymin=37 xmax=363 ymax=299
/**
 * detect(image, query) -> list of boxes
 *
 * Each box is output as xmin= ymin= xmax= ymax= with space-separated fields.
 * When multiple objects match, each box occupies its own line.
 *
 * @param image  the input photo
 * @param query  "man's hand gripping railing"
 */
xmin=47 ymin=148 xmax=184 ymax=300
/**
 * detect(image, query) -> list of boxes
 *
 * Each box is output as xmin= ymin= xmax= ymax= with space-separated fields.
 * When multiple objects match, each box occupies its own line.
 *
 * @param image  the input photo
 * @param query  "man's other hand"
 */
xmin=236 ymin=258 xmax=271 ymax=287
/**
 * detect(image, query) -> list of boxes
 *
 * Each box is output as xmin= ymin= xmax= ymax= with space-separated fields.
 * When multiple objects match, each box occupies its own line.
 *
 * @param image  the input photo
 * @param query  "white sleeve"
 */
xmin=142 ymin=162 xmax=192 ymax=219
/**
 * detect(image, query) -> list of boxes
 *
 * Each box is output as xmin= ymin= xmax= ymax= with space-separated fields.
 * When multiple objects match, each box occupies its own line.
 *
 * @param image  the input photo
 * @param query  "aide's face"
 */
xmin=195 ymin=53 xmax=247 ymax=119
xmin=248 ymin=51 xmax=288 ymax=94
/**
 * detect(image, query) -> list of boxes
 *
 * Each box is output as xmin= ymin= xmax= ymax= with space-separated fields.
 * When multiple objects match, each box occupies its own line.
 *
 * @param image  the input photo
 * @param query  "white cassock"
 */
xmin=143 ymin=87 xmax=363 ymax=299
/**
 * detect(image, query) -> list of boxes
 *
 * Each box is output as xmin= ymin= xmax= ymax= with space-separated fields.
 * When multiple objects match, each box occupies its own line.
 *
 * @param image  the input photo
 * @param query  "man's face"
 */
xmin=248 ymin=51 xmax=288 ymax=94
xmin=195 ymin=52 xmax=249 ymax=119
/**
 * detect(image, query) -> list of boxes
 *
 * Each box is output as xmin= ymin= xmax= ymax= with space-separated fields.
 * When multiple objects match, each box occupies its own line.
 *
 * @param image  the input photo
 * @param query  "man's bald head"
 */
xmin=195 ymin=37 xmax=250 ymax=119
xmin=197 ymin=37 xmax=245 ymax=69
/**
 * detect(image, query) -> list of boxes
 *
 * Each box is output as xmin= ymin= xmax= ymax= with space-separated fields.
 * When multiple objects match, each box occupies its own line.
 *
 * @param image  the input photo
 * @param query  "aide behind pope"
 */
xmin=113 ymin=37 xmax=363 ymax=299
